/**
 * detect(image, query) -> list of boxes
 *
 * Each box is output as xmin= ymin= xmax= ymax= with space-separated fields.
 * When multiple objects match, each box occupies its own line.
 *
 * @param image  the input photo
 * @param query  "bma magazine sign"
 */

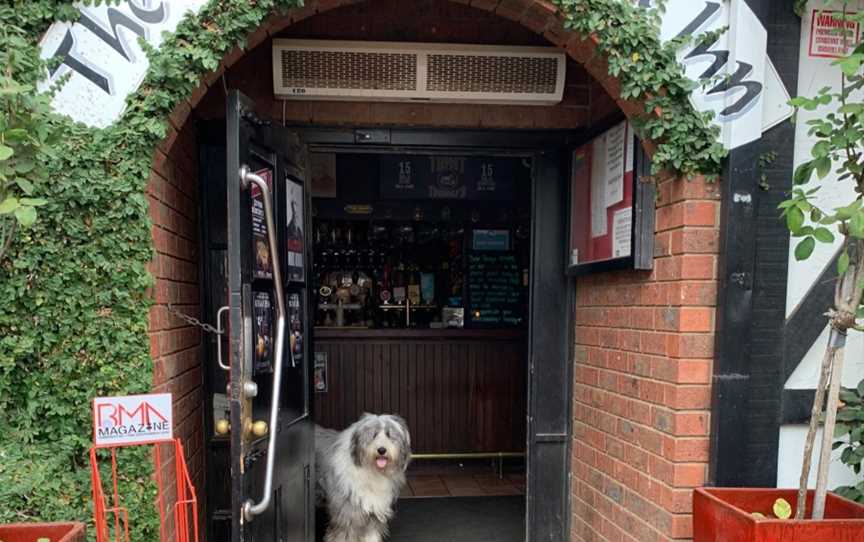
xmin=92 ymin=393 xmax=173 ymax=447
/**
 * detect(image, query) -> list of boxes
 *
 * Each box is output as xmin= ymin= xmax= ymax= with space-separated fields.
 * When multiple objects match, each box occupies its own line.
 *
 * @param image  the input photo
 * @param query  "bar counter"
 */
xmin=313 ymin=327 xmax=527 ymax=454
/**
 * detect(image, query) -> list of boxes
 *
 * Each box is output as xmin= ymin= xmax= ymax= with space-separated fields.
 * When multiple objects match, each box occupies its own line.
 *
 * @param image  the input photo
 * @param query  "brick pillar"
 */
xmin=148 ymin=120 xmax=204 ymax=541
xmin=571 ymin=176 xmax=720 ymax=541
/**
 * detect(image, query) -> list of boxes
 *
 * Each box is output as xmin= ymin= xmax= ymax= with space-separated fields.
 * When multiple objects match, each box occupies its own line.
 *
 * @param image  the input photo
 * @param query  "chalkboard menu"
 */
xmin=380 ymin=155 xmax=516 ymax=201
xmin=466 ymin=252 xmax=524 ymax=328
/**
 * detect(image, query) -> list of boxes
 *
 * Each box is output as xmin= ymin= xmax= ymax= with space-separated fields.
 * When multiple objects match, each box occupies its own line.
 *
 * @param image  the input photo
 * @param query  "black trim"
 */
xmin=710 ymin=138 xmax=761 ymax=488
xmin=709 ymin=0 xmax=802 ymax=488
xmin=527 ymin=150 xmax=572 ymax=542
xmin=783 ymin=251 xmax=839 ymax=382
xmin=782 ymin=389 xmax=819 ymax=425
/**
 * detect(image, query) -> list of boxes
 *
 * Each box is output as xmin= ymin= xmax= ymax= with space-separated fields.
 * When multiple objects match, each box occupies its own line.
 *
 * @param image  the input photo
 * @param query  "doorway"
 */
xmin=309 ymin=146 xmax=531 ymax=540
xmin=198 ymin=97 xmax=575 ymax=541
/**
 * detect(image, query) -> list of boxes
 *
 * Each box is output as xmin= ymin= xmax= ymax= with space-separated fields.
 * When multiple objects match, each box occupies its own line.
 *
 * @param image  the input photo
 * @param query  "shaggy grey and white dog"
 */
xmin=315 ymin=413 xmax=411 ymax=542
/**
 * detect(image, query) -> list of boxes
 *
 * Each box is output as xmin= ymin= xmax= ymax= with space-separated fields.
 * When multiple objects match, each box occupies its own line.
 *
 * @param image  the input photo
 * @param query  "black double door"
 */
xmin=200 ymin=90 xmax=314 ymax=542
xmin=201 ymin=99 xmax=572 ymax=542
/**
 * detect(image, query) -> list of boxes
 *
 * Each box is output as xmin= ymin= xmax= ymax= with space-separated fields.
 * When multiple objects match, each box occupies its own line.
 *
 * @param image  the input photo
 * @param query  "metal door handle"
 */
xmin=216 ymin=306 xmax=230 ymax=370
xmin=238 ymin=165 xmax=294 ymax=521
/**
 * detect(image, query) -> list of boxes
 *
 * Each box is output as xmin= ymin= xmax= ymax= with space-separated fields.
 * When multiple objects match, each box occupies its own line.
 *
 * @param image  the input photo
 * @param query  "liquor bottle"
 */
xmin=407 ymin=265 xmax=421 ymax=306
xmin=380 ymin=264 xmax=392 ymax=304
xmin=393 ymin=261 xmax=406 ymax=304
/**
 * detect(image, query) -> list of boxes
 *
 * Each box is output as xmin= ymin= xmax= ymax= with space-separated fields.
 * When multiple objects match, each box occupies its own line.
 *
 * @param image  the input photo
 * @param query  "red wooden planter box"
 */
xmin=0 ymin=522 xmax=85 ymax=542
xmin=694 ymin=488 xmax=864 ymax=542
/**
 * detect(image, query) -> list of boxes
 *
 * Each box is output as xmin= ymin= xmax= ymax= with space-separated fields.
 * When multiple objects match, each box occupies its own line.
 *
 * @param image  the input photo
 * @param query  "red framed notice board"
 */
xmin=567 ymin=121 xmax=653 ymax=275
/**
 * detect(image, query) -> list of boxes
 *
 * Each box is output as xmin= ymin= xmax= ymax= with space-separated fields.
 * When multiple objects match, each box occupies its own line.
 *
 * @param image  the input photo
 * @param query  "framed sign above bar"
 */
xmin=566 ymin=121 xmax=654 ymax=276
xmin=379 ymin=155 xmax=517 ymax=201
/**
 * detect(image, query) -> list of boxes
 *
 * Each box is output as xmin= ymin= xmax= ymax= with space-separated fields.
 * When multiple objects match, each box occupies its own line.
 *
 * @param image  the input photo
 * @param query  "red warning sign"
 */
xmin=808 ymin=9 xmax=860 ymax=59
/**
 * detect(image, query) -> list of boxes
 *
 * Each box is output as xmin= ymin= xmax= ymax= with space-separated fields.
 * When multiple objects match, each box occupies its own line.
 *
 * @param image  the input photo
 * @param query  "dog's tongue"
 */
xmin=376 ymin=457 xmax=389 ymax=469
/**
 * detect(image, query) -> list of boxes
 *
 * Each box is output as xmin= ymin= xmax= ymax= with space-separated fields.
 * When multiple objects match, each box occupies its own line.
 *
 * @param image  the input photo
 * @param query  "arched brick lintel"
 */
xmin=163 ymin=0 xmax=651 ymax=149
xmin=149 ymin=3 xmax=721 ymax=541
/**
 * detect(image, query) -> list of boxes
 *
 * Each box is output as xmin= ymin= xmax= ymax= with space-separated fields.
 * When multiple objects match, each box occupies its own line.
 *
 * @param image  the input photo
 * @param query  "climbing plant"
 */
xmin=0 ymin=0 xmax=722 ymax=539
xmin=554 ymin=0 xmax=727 ymax=180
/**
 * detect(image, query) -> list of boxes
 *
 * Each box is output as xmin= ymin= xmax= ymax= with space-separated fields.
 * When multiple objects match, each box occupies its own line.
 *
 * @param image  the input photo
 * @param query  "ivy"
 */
xmin=0 ymin=0 xmax=722 ymax=539
xmin=834 ymin=381 xmax=864 ymax=503
xmin=554 ymin=0 xmax=727 ymax=180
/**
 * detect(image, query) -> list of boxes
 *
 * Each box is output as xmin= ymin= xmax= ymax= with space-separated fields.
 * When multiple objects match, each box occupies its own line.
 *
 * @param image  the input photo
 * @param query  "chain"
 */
xmin=166 ymin=303 xmax=224 ymax=335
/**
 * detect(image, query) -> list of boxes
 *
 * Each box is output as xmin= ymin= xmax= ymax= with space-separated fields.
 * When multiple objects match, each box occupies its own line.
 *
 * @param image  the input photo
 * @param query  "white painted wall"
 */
xmin=780 ymin=0 xmax=864 ymax=491
xmin=37 ymin=0 xmax=208 ymax=128
xmin=777 ymin=426 xmax=860 ymax=489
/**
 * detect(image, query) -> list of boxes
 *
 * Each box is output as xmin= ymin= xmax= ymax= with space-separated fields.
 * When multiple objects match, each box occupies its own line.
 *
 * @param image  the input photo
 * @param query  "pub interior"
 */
xmin=309 ymin=150 xmax=530 ymax=502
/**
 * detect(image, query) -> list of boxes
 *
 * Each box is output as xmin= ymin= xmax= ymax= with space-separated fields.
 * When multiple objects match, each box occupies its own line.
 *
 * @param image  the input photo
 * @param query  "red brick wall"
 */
xmin=571 ymin=177 xmax=720 ymax=542
xmin=148 ymin=118 xmax=205 ymax=541
xmin=151 ymin=1 xmax=720 ymax=541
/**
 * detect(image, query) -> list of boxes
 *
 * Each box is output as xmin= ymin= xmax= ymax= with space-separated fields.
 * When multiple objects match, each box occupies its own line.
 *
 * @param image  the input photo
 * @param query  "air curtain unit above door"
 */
xmin=272 ymin=39 xmax=567 ymax=106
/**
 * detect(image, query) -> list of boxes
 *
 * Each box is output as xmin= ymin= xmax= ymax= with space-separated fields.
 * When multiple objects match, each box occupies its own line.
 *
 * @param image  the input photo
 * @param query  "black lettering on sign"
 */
xmin=47 ymin=1 xmax=168 ymax=95
xmin=672 ymin=1 xmax=763 ymax=120
xmin=49 ymin=31 xmax=113 ymax=94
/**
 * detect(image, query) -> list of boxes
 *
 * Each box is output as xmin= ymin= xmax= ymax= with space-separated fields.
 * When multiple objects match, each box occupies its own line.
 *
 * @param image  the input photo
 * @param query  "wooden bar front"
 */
xmin=313 ymin=329 xmax=527 ymax=455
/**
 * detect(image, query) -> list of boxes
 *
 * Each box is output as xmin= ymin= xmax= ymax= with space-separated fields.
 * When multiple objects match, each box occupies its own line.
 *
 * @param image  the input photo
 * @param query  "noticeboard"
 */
xmin=567 ymin=121 xmax=654 ymax=275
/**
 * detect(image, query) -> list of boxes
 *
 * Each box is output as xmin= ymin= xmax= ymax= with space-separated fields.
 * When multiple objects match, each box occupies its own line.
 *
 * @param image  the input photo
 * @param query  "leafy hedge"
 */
xmin=0 ymin=0 xmax=719 ymax=539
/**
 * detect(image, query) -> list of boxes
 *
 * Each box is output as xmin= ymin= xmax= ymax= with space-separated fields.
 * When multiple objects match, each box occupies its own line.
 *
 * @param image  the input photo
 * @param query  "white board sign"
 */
xmin=637 ymin=0 xmax=793 ymax=150
xmin=93 ymin=393 xmax=173 ymax=447
xmin=37 ymin=0 xmax=209 ymax=128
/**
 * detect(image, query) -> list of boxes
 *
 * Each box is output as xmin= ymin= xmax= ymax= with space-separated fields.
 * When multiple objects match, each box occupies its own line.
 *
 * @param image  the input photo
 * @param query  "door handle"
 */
xmin=216 ymin=306 xmax=230 ymax=370
xmin=238 ymin=165 xmax=294 ymax=521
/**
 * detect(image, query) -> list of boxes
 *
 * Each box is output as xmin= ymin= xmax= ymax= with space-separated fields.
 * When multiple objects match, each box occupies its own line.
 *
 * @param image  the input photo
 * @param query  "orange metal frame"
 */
xmin=90 ymin=438 xmax=198 ymax=542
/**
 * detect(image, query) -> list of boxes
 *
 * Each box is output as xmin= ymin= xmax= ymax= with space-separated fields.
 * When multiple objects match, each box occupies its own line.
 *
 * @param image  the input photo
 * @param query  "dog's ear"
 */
xmin=387 ymin=416 xmax=412 ymax=471
xmin=389 ymin=415 xmax=411 ymax=447
xmin=350 ymin=427 xmax=363 ymax=467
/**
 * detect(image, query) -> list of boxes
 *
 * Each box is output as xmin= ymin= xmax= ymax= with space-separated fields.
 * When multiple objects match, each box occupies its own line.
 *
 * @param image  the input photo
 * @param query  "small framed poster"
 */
xmin=253 ymin=291 xmax=273 ymax=374
xmin=311 ymin=153 xmax=337 ymax=198
xmin=566 ymin=121 xmax=654 ymax=275
xmin=287 ymin=292 xmax=304 ymax=368
xmin=251 ymin=168 xmax=274 ymax=280
xmin=314 ymin=352 xmax=328 ymax=393
xmin=472 ymin=229 xmax=510 ymax=251
xmin=285 ymin=176 xmax=305 ymax=282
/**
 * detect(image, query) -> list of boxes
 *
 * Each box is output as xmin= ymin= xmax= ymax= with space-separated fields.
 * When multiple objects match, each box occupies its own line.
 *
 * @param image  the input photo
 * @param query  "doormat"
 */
xmin=389 ymin=495 xmax=525 ymax=542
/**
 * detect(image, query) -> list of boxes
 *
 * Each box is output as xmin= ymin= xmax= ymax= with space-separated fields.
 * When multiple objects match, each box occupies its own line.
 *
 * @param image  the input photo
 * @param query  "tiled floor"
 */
xmin=401 ymin=461 xmax=526 ymax=498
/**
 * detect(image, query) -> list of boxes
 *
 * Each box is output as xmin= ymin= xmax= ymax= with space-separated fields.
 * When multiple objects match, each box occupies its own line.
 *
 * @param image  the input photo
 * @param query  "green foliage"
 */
xmin=0 ymin=21 xmax=64 ymax=262
xmin=781 ymin=0 xmax=864 ymax=504
xmin=554 ymin=0 xmax=727 ymax=180
xmin=0 ymin=0 xmax=300 ymax=537
xmin=833 ymin=380 xmax=864 ymax=503
xmin=0 ymin=0 xmax=723 ymax=537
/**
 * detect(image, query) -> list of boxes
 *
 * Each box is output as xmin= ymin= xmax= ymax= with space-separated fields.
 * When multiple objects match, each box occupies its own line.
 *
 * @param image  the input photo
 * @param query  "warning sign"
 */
xmin=808 ymin=9 xmax=860 ymax=58
xmin=93 ymin=393 xmax=173 ymax=447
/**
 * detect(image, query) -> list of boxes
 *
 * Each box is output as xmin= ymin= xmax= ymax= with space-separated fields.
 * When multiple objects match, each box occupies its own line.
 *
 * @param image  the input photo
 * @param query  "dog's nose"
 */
xmin=377 ymin=447 xmax=387 ymax=456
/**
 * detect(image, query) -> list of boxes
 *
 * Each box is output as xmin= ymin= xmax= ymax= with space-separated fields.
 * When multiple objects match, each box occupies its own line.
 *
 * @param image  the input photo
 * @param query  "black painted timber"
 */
xmin=710 ymin=1 xmax=802 ymax=488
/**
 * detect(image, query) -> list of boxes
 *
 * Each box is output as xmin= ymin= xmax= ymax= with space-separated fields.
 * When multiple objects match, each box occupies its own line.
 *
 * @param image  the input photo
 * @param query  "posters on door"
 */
xmin=286 ymin=178 xmax=305 ymax=282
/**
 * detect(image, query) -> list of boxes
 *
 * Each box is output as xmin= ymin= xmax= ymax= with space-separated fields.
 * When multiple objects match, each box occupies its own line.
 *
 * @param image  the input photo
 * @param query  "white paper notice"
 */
xmin=604 ymin=122 xmax=626 ymax=206
xmin=612 ymin=208 xmax=633 ymax=258
xmin=591 ymin=140 xmax=607 ymax=238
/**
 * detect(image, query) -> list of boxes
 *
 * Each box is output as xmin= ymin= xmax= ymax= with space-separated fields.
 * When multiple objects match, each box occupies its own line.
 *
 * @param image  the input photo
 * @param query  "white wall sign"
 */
xmin=37 ymin=0 xmax=209 ymax=128
xmin=92 ymin=393 xmax=173 ymax=447
xmin=637 ymin=0 xmax=793 ymax=150
xmin=40 ymin=0 xmax=790 ymax=141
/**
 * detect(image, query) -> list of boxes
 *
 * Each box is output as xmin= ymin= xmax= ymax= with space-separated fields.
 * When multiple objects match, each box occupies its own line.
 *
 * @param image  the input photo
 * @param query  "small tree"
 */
xmin=783 ymin=1 xmax=864 ymax=519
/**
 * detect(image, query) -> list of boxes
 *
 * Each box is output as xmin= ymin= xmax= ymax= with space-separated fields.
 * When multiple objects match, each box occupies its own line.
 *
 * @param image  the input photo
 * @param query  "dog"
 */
xmin=315 ymin=413 xmax=411 ymax=542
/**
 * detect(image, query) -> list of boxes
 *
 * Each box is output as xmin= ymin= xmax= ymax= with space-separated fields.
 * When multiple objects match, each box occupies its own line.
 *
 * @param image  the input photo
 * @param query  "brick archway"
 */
xmin=149 ymin=2 xmax=720 ymax=541
xmin=162 ymin=0 xmax=645 ymax=142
